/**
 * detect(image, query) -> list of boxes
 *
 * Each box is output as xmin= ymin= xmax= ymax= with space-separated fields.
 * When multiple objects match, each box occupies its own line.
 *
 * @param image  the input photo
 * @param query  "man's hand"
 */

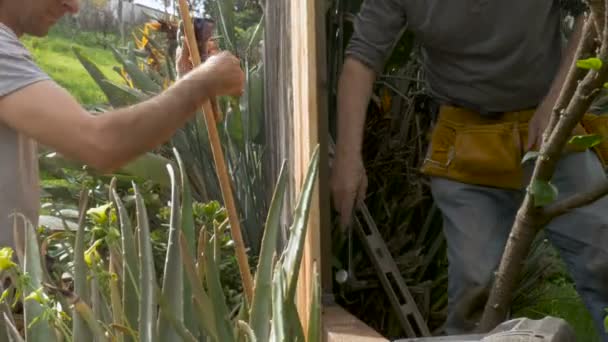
xmin=191 ymin=51 xmax=244 ymax=97
xmin=330 ymin=152 xmax=368 ymax=228
xmin=526 ymin=101 xmax=552 ymax=151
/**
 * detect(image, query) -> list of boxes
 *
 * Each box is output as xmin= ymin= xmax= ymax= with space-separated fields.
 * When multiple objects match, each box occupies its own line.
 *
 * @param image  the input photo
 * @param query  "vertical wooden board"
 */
xmin=263 ymin=0 xmax=295 ymax=246
xmin=315 ymin=0 xmax=333 ymax=296
xmin=292 ymin=0 xmax=322 ymax=339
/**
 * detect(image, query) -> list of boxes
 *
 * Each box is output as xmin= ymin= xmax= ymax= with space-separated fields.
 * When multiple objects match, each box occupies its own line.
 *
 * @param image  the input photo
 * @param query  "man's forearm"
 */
xmin=94 ymin=71 xmax=211 ymax=170
xmin=545 ymin=15 xmax=585 ymax=105
xmin=336 ymin=57 xmax=377 ymax=157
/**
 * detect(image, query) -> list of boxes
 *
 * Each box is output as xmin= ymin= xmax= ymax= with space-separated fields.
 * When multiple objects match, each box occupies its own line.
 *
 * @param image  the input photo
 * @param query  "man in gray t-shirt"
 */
xmin=331 ymin=0 xmax=608 ymax=339
xmin=0 ymin=4 xmax=243 ymax=257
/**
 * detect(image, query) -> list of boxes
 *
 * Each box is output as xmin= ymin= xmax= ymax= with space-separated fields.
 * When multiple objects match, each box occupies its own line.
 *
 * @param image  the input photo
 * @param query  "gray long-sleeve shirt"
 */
xmin=346 ymin=0 xmax=586 ymax=113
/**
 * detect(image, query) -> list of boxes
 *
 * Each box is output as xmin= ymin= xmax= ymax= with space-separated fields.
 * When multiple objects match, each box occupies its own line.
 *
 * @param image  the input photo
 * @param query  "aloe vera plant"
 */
xmin=69 ymin=12 xmax=268 ymax=255
xmin=0 ymin=146 xmax=321 ymax=341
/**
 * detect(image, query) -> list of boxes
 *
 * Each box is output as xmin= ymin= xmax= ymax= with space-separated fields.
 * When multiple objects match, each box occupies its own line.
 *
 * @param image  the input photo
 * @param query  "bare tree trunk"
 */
xmin=479 ymin=6 xmax=608 ymax=332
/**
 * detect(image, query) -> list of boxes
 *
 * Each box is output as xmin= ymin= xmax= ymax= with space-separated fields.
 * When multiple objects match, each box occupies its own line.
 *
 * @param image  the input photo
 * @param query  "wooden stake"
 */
xmin=176 ymin=0 xmax=254 ymax=304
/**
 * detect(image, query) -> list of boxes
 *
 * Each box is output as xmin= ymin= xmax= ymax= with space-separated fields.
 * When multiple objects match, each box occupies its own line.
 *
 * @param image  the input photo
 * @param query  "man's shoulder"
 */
xmin=0 ymin=24 xmax=50 ymax=98
xmin=0 ymin=24 xmax=32 ymax=58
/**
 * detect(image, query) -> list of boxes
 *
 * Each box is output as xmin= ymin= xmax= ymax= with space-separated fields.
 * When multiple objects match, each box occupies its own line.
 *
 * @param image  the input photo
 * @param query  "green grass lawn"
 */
xmin=21 ymin=30 xmax=124 ymax=105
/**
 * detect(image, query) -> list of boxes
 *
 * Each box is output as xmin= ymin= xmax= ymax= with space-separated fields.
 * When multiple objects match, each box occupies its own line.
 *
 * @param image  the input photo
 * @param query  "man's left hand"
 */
xmin=526 ymin=102 xmax=553 ymax=151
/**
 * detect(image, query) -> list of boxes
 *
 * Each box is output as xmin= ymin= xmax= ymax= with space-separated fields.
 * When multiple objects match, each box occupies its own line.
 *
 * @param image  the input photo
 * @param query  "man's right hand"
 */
xmin=191 ymin=51 xmax=245 ymax=98
xmin=330 ymin=152 xmax=368 ymax=228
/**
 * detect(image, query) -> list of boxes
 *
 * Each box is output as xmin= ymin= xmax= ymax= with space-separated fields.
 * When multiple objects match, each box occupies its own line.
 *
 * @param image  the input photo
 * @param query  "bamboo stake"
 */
xmin=176 ymin=0 xmax=254 ymax=304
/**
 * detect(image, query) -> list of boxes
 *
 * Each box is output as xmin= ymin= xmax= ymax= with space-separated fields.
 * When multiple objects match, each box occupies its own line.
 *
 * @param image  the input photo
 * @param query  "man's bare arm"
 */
xmin=527 ymin=15 xmax=585 ymax=150
xmin=546 ymin=15 xmax=585 ymax=109
xmin=0 ymin=51 xmax=243 ymax=172
xmin=335 ymin=57 xmax=376 ymax=157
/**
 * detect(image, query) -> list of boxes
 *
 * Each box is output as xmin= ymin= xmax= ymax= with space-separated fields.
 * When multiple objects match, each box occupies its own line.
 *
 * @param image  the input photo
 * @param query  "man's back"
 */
xmin=0 ymin=23 xmax=50 ymax=249
xmin=346 ymin=0 xmax=580 ymax=113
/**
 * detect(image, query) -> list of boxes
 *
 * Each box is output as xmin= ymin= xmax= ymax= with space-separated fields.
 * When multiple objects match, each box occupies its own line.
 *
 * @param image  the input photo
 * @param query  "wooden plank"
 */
xmin=323 ymin=305 xmax=389 ymax=342
xmin=263 ymin=0 xmax=295 ymax=246
xmin=291 ymin=0 xmax=322 ymax=338
xmin=315 ymin=0 xmax=333 ymax=296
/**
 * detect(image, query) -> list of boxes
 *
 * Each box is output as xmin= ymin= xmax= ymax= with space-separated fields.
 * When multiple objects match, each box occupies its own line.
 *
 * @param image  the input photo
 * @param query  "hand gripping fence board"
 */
xmin=328 ymin=136 xmax=431 ymax=338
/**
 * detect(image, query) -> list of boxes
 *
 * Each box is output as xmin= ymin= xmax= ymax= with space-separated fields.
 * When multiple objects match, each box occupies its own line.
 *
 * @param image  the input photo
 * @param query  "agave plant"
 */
xmin=0 ymin=146 xmax=320 ymax=342
xmin=58 ymin=8 xmax=268 ymax=254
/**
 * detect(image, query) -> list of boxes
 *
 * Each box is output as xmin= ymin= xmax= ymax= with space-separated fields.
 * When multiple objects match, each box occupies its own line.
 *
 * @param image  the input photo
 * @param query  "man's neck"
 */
xmin=0 ymin=9 xmax=23 ymax=37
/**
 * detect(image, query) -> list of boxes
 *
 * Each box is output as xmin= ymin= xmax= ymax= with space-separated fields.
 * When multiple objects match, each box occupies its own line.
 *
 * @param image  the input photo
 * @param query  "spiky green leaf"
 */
xmin=173 ymin=148 xmax=197 ymax=335
xmin=72 ymin=190 xmax=92 ymax=342
xmin=134 ymin=183 xmax=157 ymax=342
xmin=157 ymin=164 xmax=184 ymax=341
xmin=179 ymin=232 xmax=219 ymax=340
xmin=270 ymin=264 xmax=286 ymax=342
xmin=72 ymin=47 xmax=135 ymax=107
xmin=307 ymin=262 xmax=321 ymax=342
xmin=282 ymin=145 xmax=321 ymax=298
xmin=110 ymin=185 xmax=140 ymax=341
xmin=111 ymin=48 xmax=162 ymax=94
xmin=250 ymin=160 xmax=288 ymax=341
xmin=204 ymin=237 xmax=235 ymax=342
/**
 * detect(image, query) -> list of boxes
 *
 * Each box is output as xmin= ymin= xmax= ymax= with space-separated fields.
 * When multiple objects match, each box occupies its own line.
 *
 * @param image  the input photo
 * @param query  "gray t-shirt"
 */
xmin=0 ymin=23 xmax=50 ymax=250
xmin=346 ymin=0 xmax=586 ymax=114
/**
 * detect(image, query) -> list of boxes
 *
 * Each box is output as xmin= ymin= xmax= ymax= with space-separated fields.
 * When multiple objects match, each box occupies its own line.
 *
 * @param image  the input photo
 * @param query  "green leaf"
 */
xmin=576 ymin=57 xmax=603 ymax=70
xmin=134 ymin=183 xmax=158 ymax=342
xmin=271 ymin=263 xmax=286 ymax=342
xmin=116 ymin=153 xmax=175 ymax=189
xmin=307 ymin=262 xmax=321 ymax=342
xmin=212 ymin=0 xmax=237 ymax=53
xmin=204 ymin=237 xmax=235 ymax=342
xmin=73 ymin=47 xmax=134 ymax=108
xmin=3 ymin=312 xmax=23 ymax=342
xmin=72 ymin=190 xmax=92 ymax=342
xmin=529 ymin=180 xmax=559 ymax=207
xmin=604 ymin=308 xmax=608 ymax=332
xmin=568 ymin=134 xmax=603 ymax=149
xmin=178 ymin=232 xmax=219 ymax=340
xmin=282 ymin=145 xmax=321 ymax=299
xmin=173 ymin=149 xmax=197 ymax=336
xmin=111 ymin=47 xmax=162 ymax=94
xmin=521 ymin=151 xmax=540 ymax=164
xmin=110 ymin=184 xmax=140 ymax=342
xmin=250 ymin=160 xmax=288 ymax=341
xmin=20 ymin=214 xmax=58 ymax=342
xmin=237 ymin=321 xmax=257 ymax=342
xmin=156 ymin=164 xmax=184 ymax=341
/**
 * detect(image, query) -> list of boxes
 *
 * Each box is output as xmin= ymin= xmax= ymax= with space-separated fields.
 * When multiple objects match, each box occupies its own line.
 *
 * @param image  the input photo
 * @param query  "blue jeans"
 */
xmin=430 ymin=150 xmax=608 ymax=340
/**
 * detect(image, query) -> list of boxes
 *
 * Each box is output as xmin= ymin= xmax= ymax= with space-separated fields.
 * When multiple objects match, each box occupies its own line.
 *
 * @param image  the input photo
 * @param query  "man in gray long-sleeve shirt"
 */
xmin=331 ymin=0 xmax=608 ymax=339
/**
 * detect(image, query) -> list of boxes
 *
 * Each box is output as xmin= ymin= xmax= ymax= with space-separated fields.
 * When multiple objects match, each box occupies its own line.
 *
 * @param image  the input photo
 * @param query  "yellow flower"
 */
xmin=25 ymin=288 xmax=47 ymax=304
xmin=0 ymin=247 xmax=16 ymax=272
xmin=84 ymin=240 xmax=103 ymax=267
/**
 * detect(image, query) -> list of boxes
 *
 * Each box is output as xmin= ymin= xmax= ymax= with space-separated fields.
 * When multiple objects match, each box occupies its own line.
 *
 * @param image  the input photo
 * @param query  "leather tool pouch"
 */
xmin=420 ymin=107 xmax=526 ymax=189
xmin=581 ymin=113 xmax=608 ymax=168
xmin=421 ymin=106 xmax=601 ymax=189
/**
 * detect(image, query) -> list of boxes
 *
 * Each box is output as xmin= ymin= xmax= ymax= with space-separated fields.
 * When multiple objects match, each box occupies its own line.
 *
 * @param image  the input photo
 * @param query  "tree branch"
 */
xmin=541 ymin=179 xmax=608 ymax=221
xmin=547 ymin=16 xmax=597 ymax=139
xmin=589 ymin=0 xmax=606 ymax=37
xmin=479 ymin=13 xmax=608 ymax=332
